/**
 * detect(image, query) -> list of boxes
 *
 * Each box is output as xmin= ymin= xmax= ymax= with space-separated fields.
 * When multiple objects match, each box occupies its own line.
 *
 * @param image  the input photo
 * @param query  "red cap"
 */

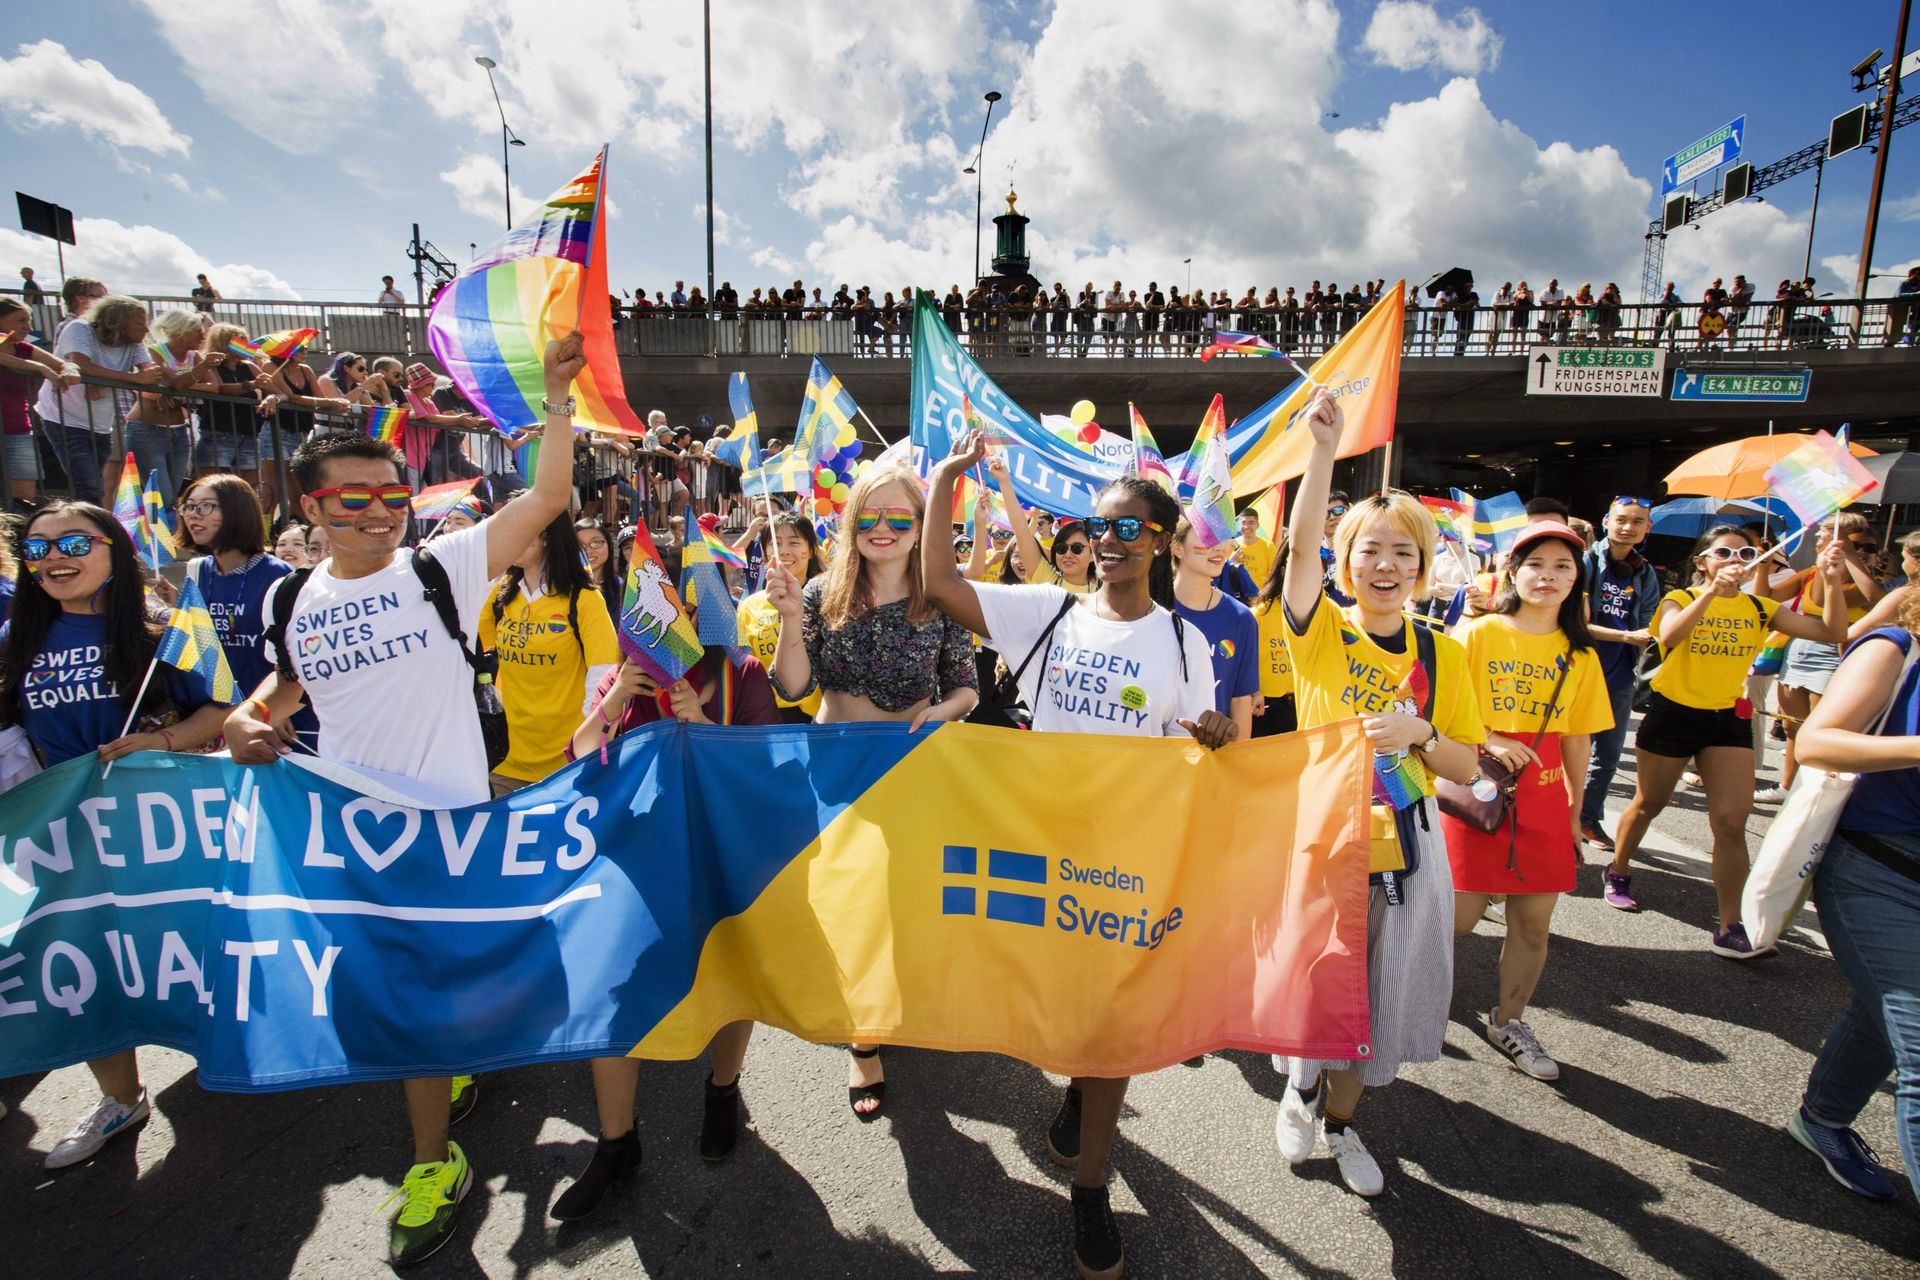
xmin=696 ymin=512 xmax=722 ymax=534
xmin=1510 ymin=520 xmax=1587 ymax=558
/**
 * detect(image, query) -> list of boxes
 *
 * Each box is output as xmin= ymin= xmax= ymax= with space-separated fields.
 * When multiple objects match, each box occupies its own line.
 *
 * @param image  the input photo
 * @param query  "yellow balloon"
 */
xmin=836 ymin=424 xmax=857 ymax=447
xmin=831 ymin=482 xmax=851 ymax=504
xmin=1070 ymin=399 xmax=1096 ymax=425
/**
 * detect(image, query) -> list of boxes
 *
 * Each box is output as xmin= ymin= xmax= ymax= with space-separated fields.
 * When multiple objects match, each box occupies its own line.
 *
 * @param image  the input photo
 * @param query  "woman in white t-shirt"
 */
xmin=921 ymin=430 xmax=1233 ymax=1280
xmin=35 ymin=296 xmax=164 ymax=505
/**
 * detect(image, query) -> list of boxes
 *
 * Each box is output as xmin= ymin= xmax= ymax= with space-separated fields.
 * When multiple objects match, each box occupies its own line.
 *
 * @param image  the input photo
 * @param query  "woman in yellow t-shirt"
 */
xmin=480 ymin=507 xmax=620 ymax=796
xmin=1249 ymin=529 xmax=1297 ymax=736
xmin=735 ymin=511 xmax=826 ymax=723
xmin=1444 ymin=522 xmax=1614 ymax=1082
xmin=1273 ymin=391 xmax=1486 ymax=1198
xmin=1773 ymin=514 xmax=1886 ymax=799
xmin=1608 ymin=524 xmax=1847 ymax=954
xmin=988 ymin=453 xmax=1098 ymax=595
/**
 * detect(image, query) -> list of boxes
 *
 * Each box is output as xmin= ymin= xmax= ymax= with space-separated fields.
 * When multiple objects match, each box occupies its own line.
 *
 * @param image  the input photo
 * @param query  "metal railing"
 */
xmin=10 ymin=288 xmax=1917 ymax=363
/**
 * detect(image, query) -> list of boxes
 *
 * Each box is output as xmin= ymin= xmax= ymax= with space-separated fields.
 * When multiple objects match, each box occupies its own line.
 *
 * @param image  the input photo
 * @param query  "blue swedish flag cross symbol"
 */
xmin=941 ymin=845 xmax=1048 ymax=927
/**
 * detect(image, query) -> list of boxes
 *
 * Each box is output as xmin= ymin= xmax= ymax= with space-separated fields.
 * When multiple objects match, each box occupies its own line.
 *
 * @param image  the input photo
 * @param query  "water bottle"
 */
xmin=475 ymin=670 xmax=505 ymax=717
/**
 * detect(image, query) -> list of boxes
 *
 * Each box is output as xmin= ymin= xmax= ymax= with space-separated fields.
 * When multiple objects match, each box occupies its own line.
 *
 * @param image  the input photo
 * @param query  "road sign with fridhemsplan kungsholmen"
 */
xmin=1670 ymin=368 xmax=1812 ymax=403
xmin=1525 ymin=347 xmax=1667 ymax=397
xmin=1662 ymin=116 xmax=1746 ymax=195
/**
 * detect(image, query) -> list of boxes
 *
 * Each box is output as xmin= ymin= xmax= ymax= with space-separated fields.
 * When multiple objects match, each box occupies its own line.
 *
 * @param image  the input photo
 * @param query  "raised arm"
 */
xmin=988 ymin=451 xmax=1046 ymax=585
xmin=1770 ymin=539 xmax=1852 ymax=646
xmin=1282 ymin=387 xmax=1342 ymax=625
xmin=920 ymin=430 xmax=991 ymax=637
xmin=485 ymin=332 xmax=586 ymax=579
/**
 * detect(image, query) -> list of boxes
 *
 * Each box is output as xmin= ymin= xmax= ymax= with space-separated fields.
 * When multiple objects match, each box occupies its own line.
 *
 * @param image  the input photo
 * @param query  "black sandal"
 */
xmin=848 ymin=1047 xmax=886 ymax=1121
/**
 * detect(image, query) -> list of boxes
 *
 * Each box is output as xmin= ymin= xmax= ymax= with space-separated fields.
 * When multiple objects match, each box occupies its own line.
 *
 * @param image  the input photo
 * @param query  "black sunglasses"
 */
xmin=1054 ymin=540 xmax=1091 ymax=556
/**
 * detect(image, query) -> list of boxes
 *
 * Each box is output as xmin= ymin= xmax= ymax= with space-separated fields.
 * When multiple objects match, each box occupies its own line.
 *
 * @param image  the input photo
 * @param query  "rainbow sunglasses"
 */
xmin=854 ymin=506 xmax=917 ymax=533
xmin=309 ymin=483 xmax=414 ymax=512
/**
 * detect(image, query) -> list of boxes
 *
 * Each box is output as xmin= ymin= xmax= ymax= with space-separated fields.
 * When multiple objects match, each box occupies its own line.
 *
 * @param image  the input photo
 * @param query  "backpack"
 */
xmin=264 ymin=546 xmax=510 ymax=769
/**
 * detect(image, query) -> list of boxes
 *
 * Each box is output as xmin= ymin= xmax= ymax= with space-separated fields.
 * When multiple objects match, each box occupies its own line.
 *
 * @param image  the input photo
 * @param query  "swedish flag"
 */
xmin=155 ymin=577 xmax=239 ymax=704
xmin=710 ymin=372 xmax=762 ymax=470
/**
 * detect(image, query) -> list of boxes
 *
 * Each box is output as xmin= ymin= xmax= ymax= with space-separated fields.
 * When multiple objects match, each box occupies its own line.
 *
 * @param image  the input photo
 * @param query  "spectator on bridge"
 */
xmin=1510 ymin=281 xmax=1534 ymax=348
xmin=671 ymin=281 xmax=688 ymax=309
xmin=18 ymin=266 xmax=42 ymax=304
xmin=1049 ymin=282 xmax=1069 ymax=350
xmin=378 ymin=276 xmax=405 ymax=311
xmin=0 ymin=298 xmax=78 ymax=503
xmin=126 ymin=308 xmax=209 ymax=500
xmin=1102 ymin=280 xmax=1124 ymax=352
xmin=1655 ymin=281 xmax=1683 ymax=348
xmin=714 ymin=280 xmax=738 ymax=316
xmin=809 ymin=286 xmax=829 ymax=319
xmin=190 ymin=273 xmax=220 ymax=314
xmin=58 ymin=276 xmax=107 ymax=340
xmin=1143 ymin=280 xmax=1165 ymax=352
xmin=1451 ymin=280 xmax=1478 ymax=355
xmin=1073 ymin=281 xmax=1096 ymax=356
xmin=1885 ymin=266 xmax=1920 ymax=347
xmin=1342 ymin=282 xmax=1363 ymax=336
xmin=1487 ymin=282 xmax=1513 ymax=353
xmin=1595 ymin=283 xmax=1623 ymax=347
xmin=1537 ymin=278 xmax=1566 ymax=342
xmin=193 ymin=323 xmax=277 ymax=487
xmin=941 ymin=286 xmax=963 ymax=335
xmin=1431 ymin=282 xmax=1456 ymax=352
xmin=321 ymin=352 xmax=367 ymax=399
xmin=1727 ymin=275 xmax=1755 ymax=347
xmin=1698 ymin=277 xmax=1729 ymax=349
xmin=38 ymin=295 xmax=167 ymax=503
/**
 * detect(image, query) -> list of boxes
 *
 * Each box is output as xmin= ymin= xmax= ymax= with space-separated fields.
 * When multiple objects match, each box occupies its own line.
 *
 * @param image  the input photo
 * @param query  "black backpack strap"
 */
xmin=1413 ymin=617 xmax=1437 ymax=720
xmin=1009 ymin=592 xmax=1078 ymax=687
xmin=265 ymin=567 xmax=314 ymax=683
xmin=1170 ymin=609 xmax=1189 ymax=682
xmin=411 ymin=546 xmax=481 ymax=672
xmin=568 ymin=586 xmax=583 ymax=658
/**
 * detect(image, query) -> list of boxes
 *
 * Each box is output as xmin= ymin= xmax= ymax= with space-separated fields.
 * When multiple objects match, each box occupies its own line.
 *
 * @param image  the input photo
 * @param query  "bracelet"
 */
xmin=159 ymin=727 xmax=175 ymax=752
xmin=243 ymin=697 xmax=270 ymax=725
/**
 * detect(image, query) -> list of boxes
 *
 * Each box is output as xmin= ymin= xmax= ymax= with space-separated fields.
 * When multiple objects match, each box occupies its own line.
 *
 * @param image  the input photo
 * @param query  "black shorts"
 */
xmin=1251 ymin=695 xmax=1297 ymax=739
xmin=1636 ymin=692 xmax=1752 ymax=758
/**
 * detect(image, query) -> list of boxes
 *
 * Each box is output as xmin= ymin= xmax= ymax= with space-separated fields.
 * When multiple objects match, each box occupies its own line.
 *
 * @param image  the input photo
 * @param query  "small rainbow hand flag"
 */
xmin=411 ymin=477 xmax=481 ymax=519
xmin=112 ymin=453 xmax=177 ymax=568
xmin=1764 ymin=429 xmax=1878 ymax=526
xmin=1179 ymin=395 xmax=1235 ymax=548
xmin=250 ymin=328 xmax=319 ymax=360
xmin=365 ymin=405 xmax=409 ymax=446
xmin=155 ymin=575 xmax=239 ymax=705
xmin=1128 ymin=403 xmax=1175 ymax=493
xmin=618 ymin=522 xmax=705 ymax=685
xmin=227 ymin=337 xmax=263 ymax=360
xmin=1198 ymin=330 xmax=1285 ymax=362
xmin=1419 ymin=494 xmax=1472 ymax=547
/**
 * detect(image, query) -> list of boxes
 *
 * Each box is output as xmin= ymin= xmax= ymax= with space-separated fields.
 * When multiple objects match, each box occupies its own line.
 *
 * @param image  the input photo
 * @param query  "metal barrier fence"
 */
xmin=9 ymin=288 xmax=1918 ymax=362
xmin=7 ymin=367 xmax=744 ymax=534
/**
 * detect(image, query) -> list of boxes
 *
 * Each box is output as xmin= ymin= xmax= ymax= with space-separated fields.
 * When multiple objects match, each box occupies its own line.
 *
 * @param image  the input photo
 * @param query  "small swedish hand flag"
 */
xmin=156 ymin=577 xmax=239 ymax=704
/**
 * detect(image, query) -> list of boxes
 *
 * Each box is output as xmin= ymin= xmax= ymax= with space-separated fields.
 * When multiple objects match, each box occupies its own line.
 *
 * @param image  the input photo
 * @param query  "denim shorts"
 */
xmin=194 ymin=430 xmax=260 ymax=471
xmin=4 ymin=430 xmax=41 ymax=481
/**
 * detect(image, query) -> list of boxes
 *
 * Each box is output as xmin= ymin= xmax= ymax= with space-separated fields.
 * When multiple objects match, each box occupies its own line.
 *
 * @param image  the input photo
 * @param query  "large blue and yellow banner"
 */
xmin=0 ymin=721 xmax=1370 ymax=1088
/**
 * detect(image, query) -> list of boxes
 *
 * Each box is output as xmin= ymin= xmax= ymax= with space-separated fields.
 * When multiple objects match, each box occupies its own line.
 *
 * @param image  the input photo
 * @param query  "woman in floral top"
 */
xmin=766 ymin=463 xmax=978 ymax=1117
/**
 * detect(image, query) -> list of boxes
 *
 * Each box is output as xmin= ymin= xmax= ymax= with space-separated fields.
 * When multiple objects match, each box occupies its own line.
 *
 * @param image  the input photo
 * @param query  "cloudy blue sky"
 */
xmin=4 ymin=1 xmax=1919 ymax=304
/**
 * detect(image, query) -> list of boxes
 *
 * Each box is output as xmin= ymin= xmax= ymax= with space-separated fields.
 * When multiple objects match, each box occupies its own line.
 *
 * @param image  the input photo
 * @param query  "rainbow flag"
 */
xmin=698 ymin=523 xmax=748 ymax=570
xmin=1420 ymin=494 xmax=1472 ymax=547
xmin=226 ymin=338 xmax=262 ymax=360
xmin=1764 ymin=429 xmax=1879 ymax=526
xmin=111 ymin=453 xmax=177 ymax=568
xmin=155 ymin=576 xmax=239 ymax=705
xmin=1128 ymin=403 xmax=1175 ymax=493
xmin=1178 ymin=394 xmax=1234 ymax=547
xmin=427 ymin=147 xmax=646 ymax=452
xmin=250 ymin=328 xmax=319 ymax=361
xmin=1198 ymin=330 xmax=1285 ymax=362
xmin=678 ymin=506 xmax=743 ymax=653
xmin=618 ymin=520 xmax=705 ymax=684
xmin=411 ymin=477 xmax=482 ymax=520
xmin=365 ymin=405 xmax=408 ymax=446
xmin=710 ymin=372 xmax=762 ymax=470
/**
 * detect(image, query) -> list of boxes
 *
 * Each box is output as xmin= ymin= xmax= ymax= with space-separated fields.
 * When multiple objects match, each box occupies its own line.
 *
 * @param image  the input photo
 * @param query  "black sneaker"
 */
xmin=550 ymin=1129 xmax=642 ymax=1221
xmin=700 ymin=1077 xmax=740 ymax=1164
xmin=1047 ymin=1085 xmax=1083 ymax=1167
xmin=1070 ymin=1183 xmax=1124 ymax=1279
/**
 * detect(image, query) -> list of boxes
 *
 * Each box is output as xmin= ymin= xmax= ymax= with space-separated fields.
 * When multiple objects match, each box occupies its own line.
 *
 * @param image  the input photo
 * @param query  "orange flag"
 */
xmin=1228 ymin=282 xmax=1404 ymax=496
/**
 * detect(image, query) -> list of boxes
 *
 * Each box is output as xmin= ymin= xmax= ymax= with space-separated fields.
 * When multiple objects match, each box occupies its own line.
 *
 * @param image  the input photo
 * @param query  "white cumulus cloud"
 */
xmin=0 ymin=39 xmax=190 ymax=156
xmin=1363 ymin=2 xmax=1503 ymax=76
xmin=0 ymin=217 xmax=297 ymax=299
xmin=438 ymin=152 xmax=539 ymax=228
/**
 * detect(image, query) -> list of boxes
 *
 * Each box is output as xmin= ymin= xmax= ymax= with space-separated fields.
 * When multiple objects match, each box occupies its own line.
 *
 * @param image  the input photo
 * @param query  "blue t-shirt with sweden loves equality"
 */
xmin=1590 ymin=553 xmax=1646 ymax=687
xmin=196 ymin=554 xmax=292 ymax=699
xmin=3 ymin=612 xmax=209 ymax=766
xmin=1173 ymin=590 xmax=1261 ymax=716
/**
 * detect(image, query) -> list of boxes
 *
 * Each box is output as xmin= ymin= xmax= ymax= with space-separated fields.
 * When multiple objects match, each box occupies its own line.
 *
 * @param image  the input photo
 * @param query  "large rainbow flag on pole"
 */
xmin=427 ymin=147 xmax=644 ymax=445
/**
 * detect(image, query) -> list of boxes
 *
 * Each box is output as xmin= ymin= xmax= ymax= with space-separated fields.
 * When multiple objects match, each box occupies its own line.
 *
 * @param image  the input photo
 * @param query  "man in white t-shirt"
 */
xmin=226 ymin=334 xmax=587 ymax=1266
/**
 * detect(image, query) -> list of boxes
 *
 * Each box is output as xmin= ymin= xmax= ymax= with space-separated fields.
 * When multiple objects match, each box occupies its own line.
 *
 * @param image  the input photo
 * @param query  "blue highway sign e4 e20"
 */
xmin=1663 ymin=116 xmax=1746 ymax=195
xmin=1670 ymin=368 xmax=1810 ymax=403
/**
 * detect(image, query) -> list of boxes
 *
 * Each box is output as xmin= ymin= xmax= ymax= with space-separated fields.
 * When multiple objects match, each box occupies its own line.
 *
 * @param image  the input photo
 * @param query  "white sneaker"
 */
xmin=1754 ymin=786 xmax=1789 ymax=804
xmin=1325 ymin=1126 xmax=1385 ymax=1196
xmin=1487 ymin=1011 xmax=1561 ymax=1081
xmin=1682 ymin=771 xmax=1703 ymax=789
xmin=45 ymin=1089 xmax=149 ymax=1170
xmin=1274 ymin=1086 xmax=1320 ymax=1164
xmin=1482 ymin=900 xmax=1506 ymax=925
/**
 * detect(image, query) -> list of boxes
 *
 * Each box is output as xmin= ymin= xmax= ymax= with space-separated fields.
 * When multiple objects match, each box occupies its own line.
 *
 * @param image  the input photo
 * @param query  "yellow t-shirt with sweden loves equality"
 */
xmin=738 ymin=591 xmax=823 ymax=716
xmin=1649 ymin=588 xmax=1782 ymax=711
xmin=1452 ymin=615 xmax=1614 ymax=738
xmin=1253 ymin=599 xmax=1293 ymax=699
xmin=479 ymin=581 xmax=621 ymax=782
xmin=1025 ymin=561 xmax=1100 ymax=595
xmin=1238 ymin=536 xmax=1277 ymax=591
xmin=1283 ymin=600 xmax=1485 ymax=785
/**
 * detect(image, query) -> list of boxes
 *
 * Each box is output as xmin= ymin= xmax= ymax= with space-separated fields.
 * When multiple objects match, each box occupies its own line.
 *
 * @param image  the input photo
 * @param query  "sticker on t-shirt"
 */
xmin=1119 ymin=684 xmax=1148 ymax=712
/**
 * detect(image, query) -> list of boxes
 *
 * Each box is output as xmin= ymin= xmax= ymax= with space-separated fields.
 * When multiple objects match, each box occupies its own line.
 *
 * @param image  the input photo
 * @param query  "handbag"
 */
xmin=1436 ymin=650 xmax=1573 ymax=838
xmin=1742 ymin=638 xmax=1920 ymax=950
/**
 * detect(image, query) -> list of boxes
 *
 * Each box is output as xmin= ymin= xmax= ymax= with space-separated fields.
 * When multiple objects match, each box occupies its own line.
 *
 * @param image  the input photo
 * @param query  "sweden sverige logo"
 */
xmin=940 ymin=845 xmax=1186 ymax=949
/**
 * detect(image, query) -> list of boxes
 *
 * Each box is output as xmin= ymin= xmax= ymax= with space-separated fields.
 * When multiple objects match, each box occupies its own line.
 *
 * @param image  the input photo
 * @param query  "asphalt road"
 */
xmin=7 ymin=740 xmax=1917 ymax=1279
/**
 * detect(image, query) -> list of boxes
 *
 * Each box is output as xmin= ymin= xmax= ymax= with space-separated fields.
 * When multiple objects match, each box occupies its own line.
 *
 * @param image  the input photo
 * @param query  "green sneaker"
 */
xmin=450 ymin=1075 xmax=479 ymax=1126
xmin=384 ymin=1141 xmax=472 ymax=1267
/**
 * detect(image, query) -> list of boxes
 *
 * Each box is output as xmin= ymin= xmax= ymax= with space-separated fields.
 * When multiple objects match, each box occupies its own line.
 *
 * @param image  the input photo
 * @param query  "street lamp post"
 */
xmin=474 ymin=56 xmax=525 ymax=230
xmin=962 ymin=91 xmax=1003 ymax=284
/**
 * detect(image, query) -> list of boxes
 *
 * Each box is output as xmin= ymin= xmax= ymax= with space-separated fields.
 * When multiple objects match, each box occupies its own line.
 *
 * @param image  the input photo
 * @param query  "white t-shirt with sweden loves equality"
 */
xmin=974 ymin=583 xmax=1215 ymax=736
xmin=263 ymin=524 xmax=493 ymax=804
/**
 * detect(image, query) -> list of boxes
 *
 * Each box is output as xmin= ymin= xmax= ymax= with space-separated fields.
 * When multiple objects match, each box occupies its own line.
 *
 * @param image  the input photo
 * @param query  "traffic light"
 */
xmin=1830 ymin=103 xmax=1870 ymax=158
xmin=1663 ymin=191 xmax=1692 ymax=233
xmin=1722 ymin=161 xmax=1753 ymax=203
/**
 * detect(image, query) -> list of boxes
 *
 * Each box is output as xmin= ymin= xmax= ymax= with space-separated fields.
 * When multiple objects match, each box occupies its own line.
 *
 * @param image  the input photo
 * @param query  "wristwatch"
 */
xmin=1415 ymin=721 xmax=1441 ymax=754
xmin=541 ymin=395 xmax=577 ymax=416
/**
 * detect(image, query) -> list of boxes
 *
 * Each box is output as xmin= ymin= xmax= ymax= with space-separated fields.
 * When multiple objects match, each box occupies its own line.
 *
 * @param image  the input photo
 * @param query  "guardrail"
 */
xmin=9 ymin=288 xmax=1917 ymax=362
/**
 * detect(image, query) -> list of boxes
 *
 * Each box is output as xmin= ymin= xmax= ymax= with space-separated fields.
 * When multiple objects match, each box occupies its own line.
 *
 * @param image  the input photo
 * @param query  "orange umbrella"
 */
xmin=1663 ymin=432 xmax=1877 ymax=499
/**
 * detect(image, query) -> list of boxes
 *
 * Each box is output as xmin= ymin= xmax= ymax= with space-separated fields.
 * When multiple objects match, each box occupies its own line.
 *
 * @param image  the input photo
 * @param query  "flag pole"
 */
xmin=101 ymin=655 xmax=164 ymax=780
xmin=855 ymin=405 xmax=893 ymax=447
